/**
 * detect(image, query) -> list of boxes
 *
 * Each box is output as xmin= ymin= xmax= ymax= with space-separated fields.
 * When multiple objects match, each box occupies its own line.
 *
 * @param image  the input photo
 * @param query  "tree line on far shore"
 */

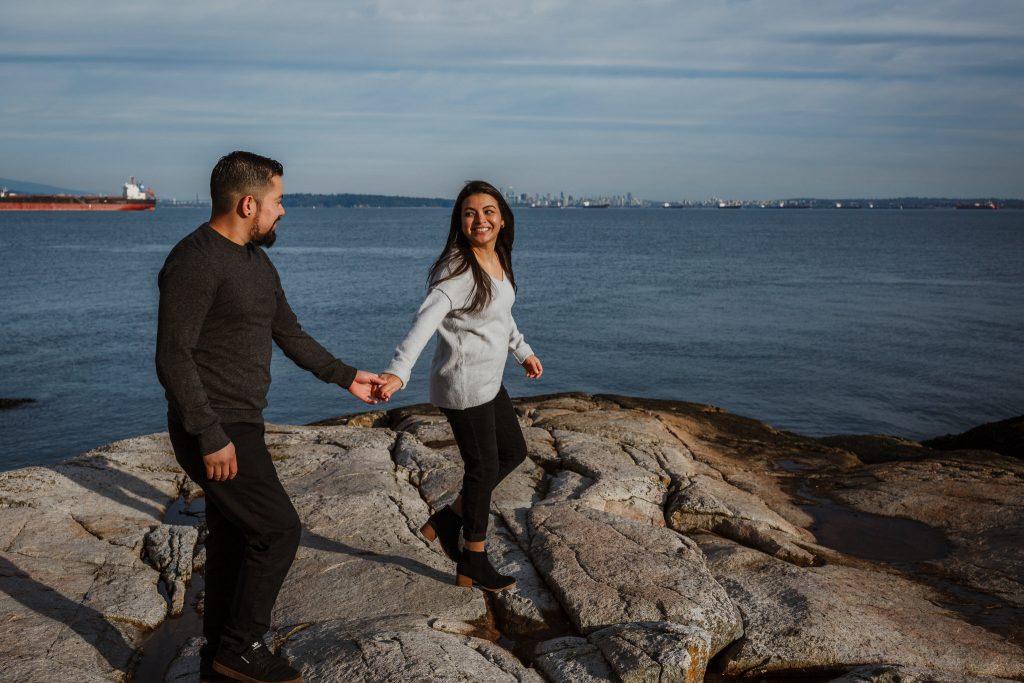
xmin=283 ymin=193 xmax=453 ymax=208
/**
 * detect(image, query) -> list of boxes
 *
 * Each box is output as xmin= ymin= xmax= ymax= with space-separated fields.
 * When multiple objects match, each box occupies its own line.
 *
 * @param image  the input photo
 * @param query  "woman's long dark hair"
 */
xmin=428 ymin=180 xmax=516 ymax=314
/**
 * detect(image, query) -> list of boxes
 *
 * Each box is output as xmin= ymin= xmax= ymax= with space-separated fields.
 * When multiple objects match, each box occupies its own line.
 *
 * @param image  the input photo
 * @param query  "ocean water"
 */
xmin=0 ymin=207 xmax=1021 ymax=471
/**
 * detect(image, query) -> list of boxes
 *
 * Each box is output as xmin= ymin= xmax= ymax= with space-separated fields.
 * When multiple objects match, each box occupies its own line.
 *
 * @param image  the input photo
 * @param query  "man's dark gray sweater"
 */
xmin=156 ymin=223 xmax=356 ymax=455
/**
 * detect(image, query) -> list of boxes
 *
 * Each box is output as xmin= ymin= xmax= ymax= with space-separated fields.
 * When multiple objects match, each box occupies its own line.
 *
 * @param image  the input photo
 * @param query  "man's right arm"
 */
xmin=155 ymin=247 xmax=229 ymax=456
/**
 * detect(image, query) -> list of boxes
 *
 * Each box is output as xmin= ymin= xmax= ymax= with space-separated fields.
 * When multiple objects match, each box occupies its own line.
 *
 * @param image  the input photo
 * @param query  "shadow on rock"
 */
xmin=301 ymin=528 xmax=453 ymax=585
xmin=52 ymin=460 xmax=172 ymax=521
xmin=0 ymin=554 xmax=136 ymax=673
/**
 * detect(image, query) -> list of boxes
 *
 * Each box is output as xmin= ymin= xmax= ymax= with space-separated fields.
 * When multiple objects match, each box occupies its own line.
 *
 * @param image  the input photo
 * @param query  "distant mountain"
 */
xmin=0 ymin=177 xmax=86 ymax=195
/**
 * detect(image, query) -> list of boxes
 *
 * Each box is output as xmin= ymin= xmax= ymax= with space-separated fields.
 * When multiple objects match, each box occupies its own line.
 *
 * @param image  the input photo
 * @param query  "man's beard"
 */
xmin=249 ymin=218 xmax=277 ymax=248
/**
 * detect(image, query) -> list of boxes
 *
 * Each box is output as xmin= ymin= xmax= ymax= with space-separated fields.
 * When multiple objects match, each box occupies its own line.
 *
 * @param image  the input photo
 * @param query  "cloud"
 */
xmin=2 ymin=1 xmax=1022 ymax=198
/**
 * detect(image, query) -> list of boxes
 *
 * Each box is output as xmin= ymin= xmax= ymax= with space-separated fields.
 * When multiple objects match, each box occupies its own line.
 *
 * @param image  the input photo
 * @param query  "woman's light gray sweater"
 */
xmin=385 ymin=269 xmax=534 ymax=410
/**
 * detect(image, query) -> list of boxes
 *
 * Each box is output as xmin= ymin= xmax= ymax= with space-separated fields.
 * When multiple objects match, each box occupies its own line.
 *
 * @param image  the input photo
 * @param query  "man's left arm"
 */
xmin=271 ymin=275 xmax=382 ymax=403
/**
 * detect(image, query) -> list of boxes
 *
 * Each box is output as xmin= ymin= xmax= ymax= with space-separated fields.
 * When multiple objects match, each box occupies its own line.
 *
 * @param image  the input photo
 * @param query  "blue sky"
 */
xmin=2 ymin=1 xmax=1022 ymax=200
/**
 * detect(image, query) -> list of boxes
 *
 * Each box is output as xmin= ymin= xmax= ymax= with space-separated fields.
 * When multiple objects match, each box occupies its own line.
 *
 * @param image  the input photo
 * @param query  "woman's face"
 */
xmin=460 ymin=193 xmax=504 ymax=249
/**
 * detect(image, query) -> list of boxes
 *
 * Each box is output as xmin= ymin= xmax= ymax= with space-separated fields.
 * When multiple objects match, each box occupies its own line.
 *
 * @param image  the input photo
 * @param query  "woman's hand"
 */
xmin=522 ymin=355 xmax=543 ymax=379
xmin=376 ymin=372 xmax=405 ymax=401
xmin=348 ymin=370 xmax=387 ymax=404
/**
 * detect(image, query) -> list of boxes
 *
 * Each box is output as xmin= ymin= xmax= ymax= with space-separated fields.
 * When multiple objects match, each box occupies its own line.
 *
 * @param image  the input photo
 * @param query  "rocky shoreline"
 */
xmin=1 ymin=393 xmax=1021 ymax=682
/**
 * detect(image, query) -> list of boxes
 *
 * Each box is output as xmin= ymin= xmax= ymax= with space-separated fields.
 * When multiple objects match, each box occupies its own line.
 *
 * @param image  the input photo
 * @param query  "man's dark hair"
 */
xmin=210 ymin=151 xmax=284 ymax=216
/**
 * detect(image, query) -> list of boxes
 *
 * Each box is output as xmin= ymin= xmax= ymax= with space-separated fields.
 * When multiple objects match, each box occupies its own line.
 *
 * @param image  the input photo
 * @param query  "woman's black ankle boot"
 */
xmin=420 ymin=505 xmax=462 ymax=562
xmin=455 ymin=548 xmax=516 ymax=592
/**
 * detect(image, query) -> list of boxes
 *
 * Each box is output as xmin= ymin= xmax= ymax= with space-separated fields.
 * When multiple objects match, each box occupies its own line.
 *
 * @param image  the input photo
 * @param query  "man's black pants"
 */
xmin=168 ymin=418 xmax=301 ymax=655
xmin=440 ymin=385 xmax=528 ymax=542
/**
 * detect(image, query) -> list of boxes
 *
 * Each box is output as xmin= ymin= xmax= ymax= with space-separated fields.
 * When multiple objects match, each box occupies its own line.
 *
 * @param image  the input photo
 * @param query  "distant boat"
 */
xmin=0 ymin=178 xmax=156 ymax=211
xmin=955 ymin=202 xmax=998 ymax=210
xmin=582 ymin=201 xmax=610 ymax=208
xmin=718 ymin=201 xmax=741 ymax=209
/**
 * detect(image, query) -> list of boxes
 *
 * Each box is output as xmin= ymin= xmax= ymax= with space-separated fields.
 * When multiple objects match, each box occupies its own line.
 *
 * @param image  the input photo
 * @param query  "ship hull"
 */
xmin=0 ymin=197 xmax=155 ymax=211
xmin=955 ymin=203 xmax=998 ymax=210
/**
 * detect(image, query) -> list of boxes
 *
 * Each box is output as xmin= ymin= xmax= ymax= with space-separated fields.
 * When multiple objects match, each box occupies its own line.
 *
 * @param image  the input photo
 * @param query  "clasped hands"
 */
xmin=347 ymin=370 xmax=401 ymax=404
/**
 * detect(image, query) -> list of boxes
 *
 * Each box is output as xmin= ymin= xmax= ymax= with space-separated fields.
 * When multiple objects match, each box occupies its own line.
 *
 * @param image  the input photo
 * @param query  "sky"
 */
xmin=2 ymin=0 xmax=1023 ymax=201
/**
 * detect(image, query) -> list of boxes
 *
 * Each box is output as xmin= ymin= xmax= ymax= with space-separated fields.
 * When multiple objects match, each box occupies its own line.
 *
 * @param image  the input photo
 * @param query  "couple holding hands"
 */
xmin=156 ymin=151 xmax=542 ymax=683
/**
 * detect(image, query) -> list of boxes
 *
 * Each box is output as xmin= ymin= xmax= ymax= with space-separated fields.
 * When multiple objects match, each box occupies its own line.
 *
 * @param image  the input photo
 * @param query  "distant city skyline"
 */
xmin=2 ymin=1 xmax=1023 ymax=200
xmin=2 ymin=175 xmax=1017 ymax=209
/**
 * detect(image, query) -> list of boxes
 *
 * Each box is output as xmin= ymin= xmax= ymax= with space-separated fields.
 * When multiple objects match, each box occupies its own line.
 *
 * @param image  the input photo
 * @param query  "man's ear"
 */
xmin=238 ymin=194 xmax=256 ymax=218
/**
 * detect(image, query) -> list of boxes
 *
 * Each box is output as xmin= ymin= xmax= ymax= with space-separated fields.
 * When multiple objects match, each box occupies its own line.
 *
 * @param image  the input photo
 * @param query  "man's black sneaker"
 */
xmin=200 ymin=654 xmax=234 ymax=683
xmin=212 ymin=641 xmax=302 ymax=683
xmin=199 ymin=643 xmax=233 ymax=682
xmin=200 ymin=657 xmax=234 ymax=683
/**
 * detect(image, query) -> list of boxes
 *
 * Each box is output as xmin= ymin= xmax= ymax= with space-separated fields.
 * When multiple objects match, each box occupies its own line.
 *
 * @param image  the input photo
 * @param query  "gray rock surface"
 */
xmin=534 ymin=637 xmax=616 ymax=683
xmin=549 ymin=430 xmax=673 ymax=526
xmin=0 ymin=433 xmax=180 ymax=682
xmin=590 ymin=621 xmax=712 ymax=683
xmin=486 ymin=513 xmax=570 ymax=639
xmin=280 ymin=615 xmax=545 ymax=682
xmin=699 ymin=533 xmax=1024 ymax=679
xmin=526 ymin=503 xmax=743 ymax=655
xmin=393 ymin=430 xmax=464 ymax=508
xmin=667 ymin=474 xmax=816 ymax=566
xmin=523 ymin=426 xmax=559 ymax=468
xmin=4 ymin=393 xmax=1023 ymax=682
xmin=266 ymin=424 xmax=488 ymax=628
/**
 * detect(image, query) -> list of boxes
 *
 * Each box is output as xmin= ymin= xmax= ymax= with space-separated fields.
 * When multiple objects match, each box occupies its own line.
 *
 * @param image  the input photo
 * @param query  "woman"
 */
xmin=377 ymin=180 xmax=543 ymax=592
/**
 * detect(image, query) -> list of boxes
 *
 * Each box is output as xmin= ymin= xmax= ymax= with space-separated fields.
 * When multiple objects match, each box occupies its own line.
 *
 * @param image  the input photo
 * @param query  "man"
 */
xmin=156 ymin=151 xmax=383 ymax=683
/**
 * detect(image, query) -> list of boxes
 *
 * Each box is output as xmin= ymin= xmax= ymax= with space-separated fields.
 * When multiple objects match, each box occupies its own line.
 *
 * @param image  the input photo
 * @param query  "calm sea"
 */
xmin=1 ymin=207 xmax=1021 ymax=470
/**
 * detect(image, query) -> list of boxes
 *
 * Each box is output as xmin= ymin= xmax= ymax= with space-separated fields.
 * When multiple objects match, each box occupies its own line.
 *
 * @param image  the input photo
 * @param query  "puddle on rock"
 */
xmin=163 ymin=494 xmax=205 ymax=526
xmin=790 ymin=477 xmax=1024 ymax=648
xmin=132 ymin=574 xmax=204 ymax=682
xmin=795 ymin=481 xmax=949 ymax=563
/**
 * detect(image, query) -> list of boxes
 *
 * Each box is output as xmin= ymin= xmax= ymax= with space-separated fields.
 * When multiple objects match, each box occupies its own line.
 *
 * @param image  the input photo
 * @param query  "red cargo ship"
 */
xmin=0 ymin=178 xmax=156 ymax=211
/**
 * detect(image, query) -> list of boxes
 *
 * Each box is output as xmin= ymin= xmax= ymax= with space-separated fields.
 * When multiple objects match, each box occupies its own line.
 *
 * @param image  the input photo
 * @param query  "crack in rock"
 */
xmin=144 ymin=524 xmax=198 ymax=617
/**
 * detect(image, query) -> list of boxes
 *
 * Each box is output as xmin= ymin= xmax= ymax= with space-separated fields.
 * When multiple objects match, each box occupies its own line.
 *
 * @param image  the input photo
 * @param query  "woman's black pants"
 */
xmin=168 ymin=417 xmax=301 ymax=655
xmin=440 ymin=385 xmax=528 ymax=542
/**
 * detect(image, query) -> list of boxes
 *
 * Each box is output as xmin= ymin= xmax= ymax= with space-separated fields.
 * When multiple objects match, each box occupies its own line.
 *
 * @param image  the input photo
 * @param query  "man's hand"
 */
xmin=203 ymin=441 xmax=238 ymax=481
xmin=376 ymin=372 xmax=404 ymax=402
xmin=348 ymin=370 xmax=387 ymax=404
xmin=522 ymin=355 xmax=543 ymax=379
